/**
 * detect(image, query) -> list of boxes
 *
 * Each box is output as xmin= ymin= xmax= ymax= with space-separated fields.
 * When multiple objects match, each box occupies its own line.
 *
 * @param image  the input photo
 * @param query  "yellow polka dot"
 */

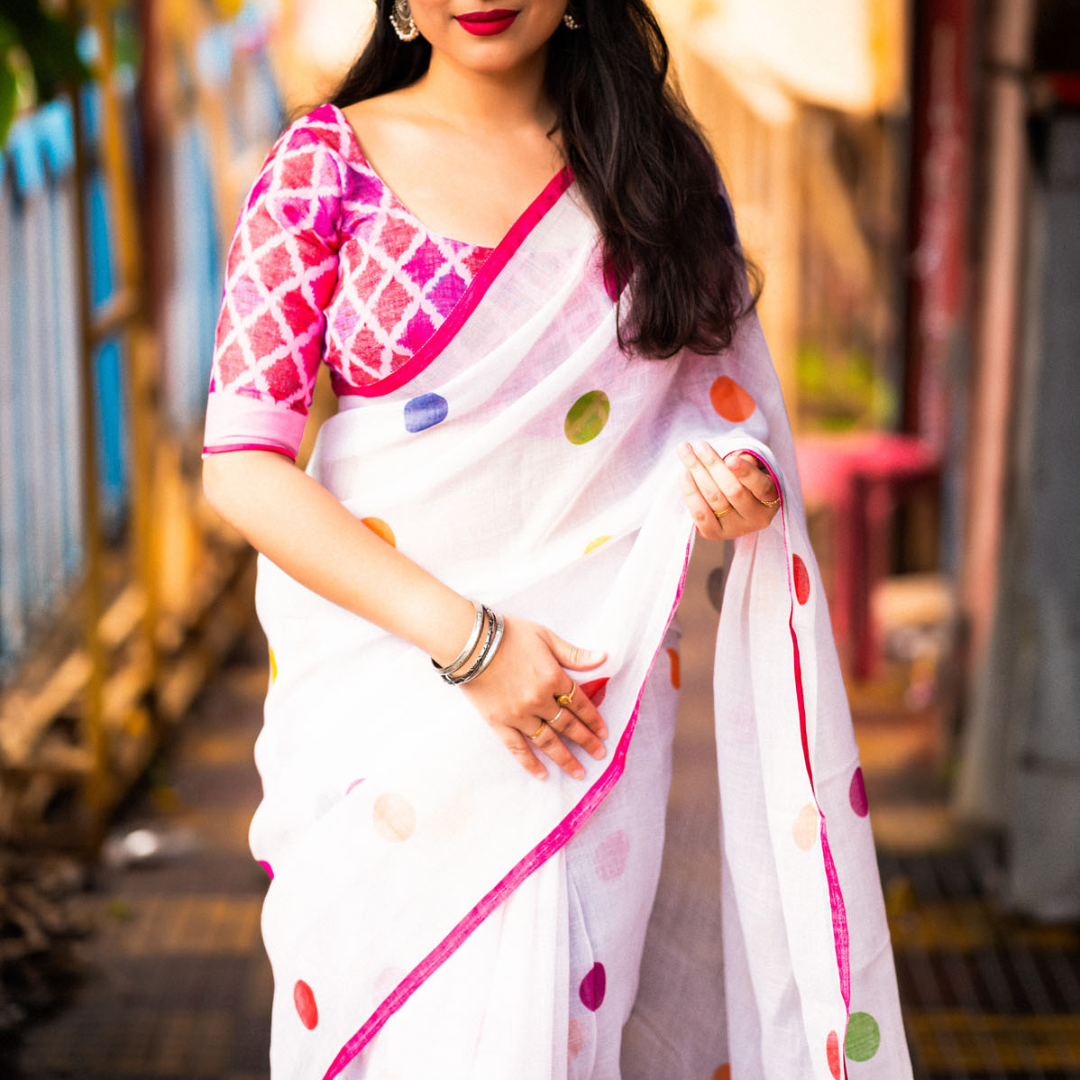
xmin=268 ymin=646 xmax=278 ymax=685
xmin=373 ymin=793 xmax=416 ymax=842
xmin=585 ymin=535 xmax=611 ymax=555
xmin=792 ymin=802 xmax=820 ymax=850
xmin=362 ymin=517 xmax=396 ymax=547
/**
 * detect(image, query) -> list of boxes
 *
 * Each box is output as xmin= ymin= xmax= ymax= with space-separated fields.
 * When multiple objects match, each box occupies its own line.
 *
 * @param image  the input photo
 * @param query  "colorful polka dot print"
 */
xmin=849 ymin=767 xmax=869 ymax=817
xmin=792 ymin=802 xmax=820 ymax=850
xmin=258 ymin=859 xmax=274 ymax=880
xmin=827 ymin=1029 xmax=842 ymax=1078
xmin=666 ymin=647 xmax=681 ymax=689
xmin=579 ymin=962 xmax=606 ymax=1011
xmin=593 ymin=830 xmax=629 ymax=882
xmin=404 ymin=392 xmax=449 ymax=432
xmin=565 ymin=391 xmax=610 ymax=444
xmin=585 ymin=535 xmax=611 ymax=555
xmin=568 ymin=1016 xmax=585 ymax=1060
xmin=845 ymin=1011 xmax=881 ymax=1061
xmin=362 ymin=517 xmax=396 ymax=547
xmin=792 ymin=554 xmax=810 ymax=604
xmin=712 ymin=1065 xmax=731 ymax=1080
xmin=294 ymin=979 xmax=318 ymax=1029
xmin=373 ymin=793 xmax=416 ymax=842
xmin=580 ymin=677 xmax=609 ymax=708
xmin=268 ymin=646 xmax=277 ymax=684
xmin=710 ymin=375 xmax=756 ymax=421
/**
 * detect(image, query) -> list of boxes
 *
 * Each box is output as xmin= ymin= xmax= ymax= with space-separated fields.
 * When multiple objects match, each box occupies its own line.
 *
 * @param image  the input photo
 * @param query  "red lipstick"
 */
xmin=455 ymin=8 xmax=519 ymax=35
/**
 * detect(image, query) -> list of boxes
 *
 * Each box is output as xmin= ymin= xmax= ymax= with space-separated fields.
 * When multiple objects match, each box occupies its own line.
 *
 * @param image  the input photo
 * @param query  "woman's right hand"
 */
xmin=460 ymin=615 xmax=609 ymax=781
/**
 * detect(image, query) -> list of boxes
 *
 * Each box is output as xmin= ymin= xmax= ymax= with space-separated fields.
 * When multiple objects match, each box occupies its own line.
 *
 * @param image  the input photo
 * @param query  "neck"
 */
xmin=416 ymin=48 xmax=553 ymax=134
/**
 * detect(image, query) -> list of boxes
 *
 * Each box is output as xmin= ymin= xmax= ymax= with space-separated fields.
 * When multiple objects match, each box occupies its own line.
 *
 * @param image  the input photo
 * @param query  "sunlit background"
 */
xmin=1 ymin=1 xmax=1078 ymax=1077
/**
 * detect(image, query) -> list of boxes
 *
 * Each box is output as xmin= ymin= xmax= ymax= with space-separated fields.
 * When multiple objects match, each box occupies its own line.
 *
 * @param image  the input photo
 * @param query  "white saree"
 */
xmin=245 ymin=166 xmax=913 ymax=1080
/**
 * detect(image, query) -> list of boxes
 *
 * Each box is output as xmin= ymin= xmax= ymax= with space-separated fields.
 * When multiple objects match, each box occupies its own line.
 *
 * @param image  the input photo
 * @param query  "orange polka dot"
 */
xmin=792 ymin=554 xmax=810 ymax=604
xmin=713 ymin=1065 xmax=731 ymax=1080
xmin=792 ymin=802 xmax=820 ymax=850
xmin=666 ymin=647 xmax=681 ymax=689
xmin=362 ymin=517 xmax=396 ymax=547
xmin=373 ymin=793 xmax=416 ymax=842
xmin=585 ymin=535 xmax=611 ymax=555
xmin=710 ymin=375 xmax=756 ymax=422
xmin=568 ymin=1017 xmax=585 ymax=1060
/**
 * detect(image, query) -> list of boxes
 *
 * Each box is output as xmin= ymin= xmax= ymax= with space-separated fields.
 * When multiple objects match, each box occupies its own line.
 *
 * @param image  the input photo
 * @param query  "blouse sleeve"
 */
xmin=202 ymin=121 xmax=345 ymax=460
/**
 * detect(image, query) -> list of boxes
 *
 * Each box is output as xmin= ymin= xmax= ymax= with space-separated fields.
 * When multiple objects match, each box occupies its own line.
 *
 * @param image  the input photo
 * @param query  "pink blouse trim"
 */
xmin=203 ymin=391 xmax=307 ymax=458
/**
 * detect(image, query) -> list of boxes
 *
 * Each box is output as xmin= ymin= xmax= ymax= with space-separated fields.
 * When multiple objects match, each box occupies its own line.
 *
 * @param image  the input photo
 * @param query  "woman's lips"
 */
xmin=455 ymin=8 xmax=519 ymax=35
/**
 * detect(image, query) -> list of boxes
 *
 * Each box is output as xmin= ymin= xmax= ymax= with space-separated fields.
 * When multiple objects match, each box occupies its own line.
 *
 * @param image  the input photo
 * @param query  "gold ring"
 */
xmin=713 ymin=505 xmax=734 ymax=520
xmin=555 ymin=682 xmax=577 ymax=708
xmin=760 ymin=494 xmax=780 ymax=508
xmin=528 ymin=720 xmax=546 ymax=740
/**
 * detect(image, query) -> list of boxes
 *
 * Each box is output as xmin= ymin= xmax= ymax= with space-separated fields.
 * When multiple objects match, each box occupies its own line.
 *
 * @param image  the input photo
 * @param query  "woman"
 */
xmin=202 ymin=2 xmax=912 ymax=1078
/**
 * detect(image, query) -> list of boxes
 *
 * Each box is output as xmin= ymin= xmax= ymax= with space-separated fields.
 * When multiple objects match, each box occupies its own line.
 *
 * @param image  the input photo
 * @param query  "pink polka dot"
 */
xmin=849 ymin=767 xmax=869 ymax=817
xmin=792 ymin=554 xmax=810 ymax=604
xmin=257 ymin=859 xmax=274 ymax=880
xmin=580 ymin=677 xmax=609 ymax=708
xmin=345 ymin=777 xmax=366 ymax=795
xmin=294 ymin=979 xmax=318 ymax=1029
xmin=594 ymin=830 xmax=629 ymax=882
xmin=827 ymin=1030 xmax=841 ymax=1078
xmin=792 ymin=802 xmax=820 ymax=850
xmin=579 ymin=962 xmax=606 ymax=1011
xmin=568 ymin=1016 xmax=585 ymax=1060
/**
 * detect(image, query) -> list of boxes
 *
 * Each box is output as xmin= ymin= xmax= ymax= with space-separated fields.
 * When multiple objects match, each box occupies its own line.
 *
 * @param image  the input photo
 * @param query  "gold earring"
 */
xmin=390 ymin=0 xmax=420 ymax=41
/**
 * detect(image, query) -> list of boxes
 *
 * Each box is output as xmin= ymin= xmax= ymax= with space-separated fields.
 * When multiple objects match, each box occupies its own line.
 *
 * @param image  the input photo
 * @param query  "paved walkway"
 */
xmin=7 ymin=546 xmax=1080 ymax=1079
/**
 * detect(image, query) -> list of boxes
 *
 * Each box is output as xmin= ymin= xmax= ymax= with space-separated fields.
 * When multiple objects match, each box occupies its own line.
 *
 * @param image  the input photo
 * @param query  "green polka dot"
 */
xmin=565 ymin=391 xmax=610 ymax=445
xmin=845 ymin=1011 xmax=881 ymax=1062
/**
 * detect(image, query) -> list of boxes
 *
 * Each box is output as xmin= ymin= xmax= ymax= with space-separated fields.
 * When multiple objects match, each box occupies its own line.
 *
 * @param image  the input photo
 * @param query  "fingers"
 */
xmin=678 ymin=441 xmax=781 ymax=538
xmin=725 ymin=451 xmax=780 ymax=506
xmin=504 ymin=729 xmax=548 ymax=781
xmin=544 ymin=631 xmax=606 ymax=672
xmin=528 ymin=717 xmax=587 ymax=779
xmin=546 ymin=701 xmax=606 ymax=760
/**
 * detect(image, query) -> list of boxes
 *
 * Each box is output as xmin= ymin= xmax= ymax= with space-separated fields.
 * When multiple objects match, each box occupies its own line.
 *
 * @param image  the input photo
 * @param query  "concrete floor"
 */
xmin=7 ymin=543 xmax=1080 ymax=1079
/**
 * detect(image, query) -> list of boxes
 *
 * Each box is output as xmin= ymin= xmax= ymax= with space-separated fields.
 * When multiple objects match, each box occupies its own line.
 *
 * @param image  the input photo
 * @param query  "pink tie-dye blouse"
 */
xmin=203 ymin=103 xmax=494 ymax=459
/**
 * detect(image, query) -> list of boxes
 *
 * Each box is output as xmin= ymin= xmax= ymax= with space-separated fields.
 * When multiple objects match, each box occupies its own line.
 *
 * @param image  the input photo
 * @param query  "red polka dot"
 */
xmin=710 ymin=375 xmax=756 ymax=421
xmin=257 ymin=859 xmax=273 ymax=880
xmin=580 ymin=677 xmax=609 ymax=708
xmin=666 ymin=647 xmax=681 ymax=689
xmin=849 ymin=766 xmax=869 ymax=817
xmin=713 ymin=1066 xmax=731 ymax=1080
xmin=827 ymin=1030 xmax=841 ymax=1078
xmin=579 ymin=962 xmax=606 ymax=1011
xmin=594 ymin=830 xmax=629 ymax=882
xmin=792 ymin=554 xmax=810 ymax=604
xmin=294 ymin=979 xmax=318 ymax=1029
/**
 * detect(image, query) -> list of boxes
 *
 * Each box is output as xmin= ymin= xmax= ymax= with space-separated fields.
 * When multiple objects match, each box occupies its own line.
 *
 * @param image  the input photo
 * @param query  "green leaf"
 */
xmin=0 ymin=62 xmax=15 ymax=148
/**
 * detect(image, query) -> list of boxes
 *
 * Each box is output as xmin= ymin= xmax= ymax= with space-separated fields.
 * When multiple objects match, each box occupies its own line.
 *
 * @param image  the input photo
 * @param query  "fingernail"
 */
xmin=593 ymin=745 xmax=606 ymax=759
xmin=598 ymin=726 xmax=608 ymax=738
xmin=677 ymin=442 xmax=693 ymax=460
xmin=536 ymin=770 xmax=547 ymax=781
xmin=574 ymin=768 xmax=586 ymax=780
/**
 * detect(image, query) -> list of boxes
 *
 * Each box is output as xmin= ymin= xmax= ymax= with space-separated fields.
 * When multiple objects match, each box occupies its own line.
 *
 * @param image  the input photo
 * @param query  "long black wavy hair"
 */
xmin=319 ymin=0 xmax=763 ymax=360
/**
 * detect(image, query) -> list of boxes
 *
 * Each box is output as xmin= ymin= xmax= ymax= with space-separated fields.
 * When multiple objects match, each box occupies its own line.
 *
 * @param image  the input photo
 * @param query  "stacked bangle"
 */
xmin=432 ymin=602 xmax=506 ymax=686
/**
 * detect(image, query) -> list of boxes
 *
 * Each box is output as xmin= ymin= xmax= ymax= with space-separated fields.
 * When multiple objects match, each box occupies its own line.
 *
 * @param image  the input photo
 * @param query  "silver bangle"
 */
xmin=431 ymin=600 xmax=485 ymax=676
xmin=468 ymin=610 xmax=505 ymax=681
xmin=442 ymin=606 xmax=497 ymax=686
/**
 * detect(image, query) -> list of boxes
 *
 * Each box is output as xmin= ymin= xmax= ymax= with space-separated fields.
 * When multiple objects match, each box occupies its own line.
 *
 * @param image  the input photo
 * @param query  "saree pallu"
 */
xmin=249 ymin=173 xmax=913 ymax=1080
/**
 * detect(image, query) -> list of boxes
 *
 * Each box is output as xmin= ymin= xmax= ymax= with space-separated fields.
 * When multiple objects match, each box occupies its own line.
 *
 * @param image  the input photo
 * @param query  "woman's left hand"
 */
xmin=677 ymin=441 xmax=781 ymax=540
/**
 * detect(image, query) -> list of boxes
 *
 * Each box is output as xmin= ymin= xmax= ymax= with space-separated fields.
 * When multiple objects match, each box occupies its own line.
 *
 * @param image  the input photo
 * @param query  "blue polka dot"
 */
xmin=404 ymin=393 xmax=449 ymax=433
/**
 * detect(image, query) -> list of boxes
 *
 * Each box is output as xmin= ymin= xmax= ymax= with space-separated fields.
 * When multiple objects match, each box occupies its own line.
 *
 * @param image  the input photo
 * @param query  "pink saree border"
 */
xmin=327 ymin=102 xmax=575 ymax=400
xmin=745 ymin=451 xmax=853 ymax=1075
xmin=320 ymin=533 xmax=694 ymax=1080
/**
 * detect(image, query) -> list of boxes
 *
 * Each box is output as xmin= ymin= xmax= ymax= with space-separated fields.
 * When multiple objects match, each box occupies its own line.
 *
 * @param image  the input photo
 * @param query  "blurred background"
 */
xmin=0 ymin=0 xmax=1078 ymax=1077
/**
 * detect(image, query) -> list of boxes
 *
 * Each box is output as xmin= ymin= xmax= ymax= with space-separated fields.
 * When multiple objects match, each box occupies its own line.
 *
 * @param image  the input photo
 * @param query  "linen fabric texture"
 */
xmin=204 ymin=107 xmax=914 ymax=1080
